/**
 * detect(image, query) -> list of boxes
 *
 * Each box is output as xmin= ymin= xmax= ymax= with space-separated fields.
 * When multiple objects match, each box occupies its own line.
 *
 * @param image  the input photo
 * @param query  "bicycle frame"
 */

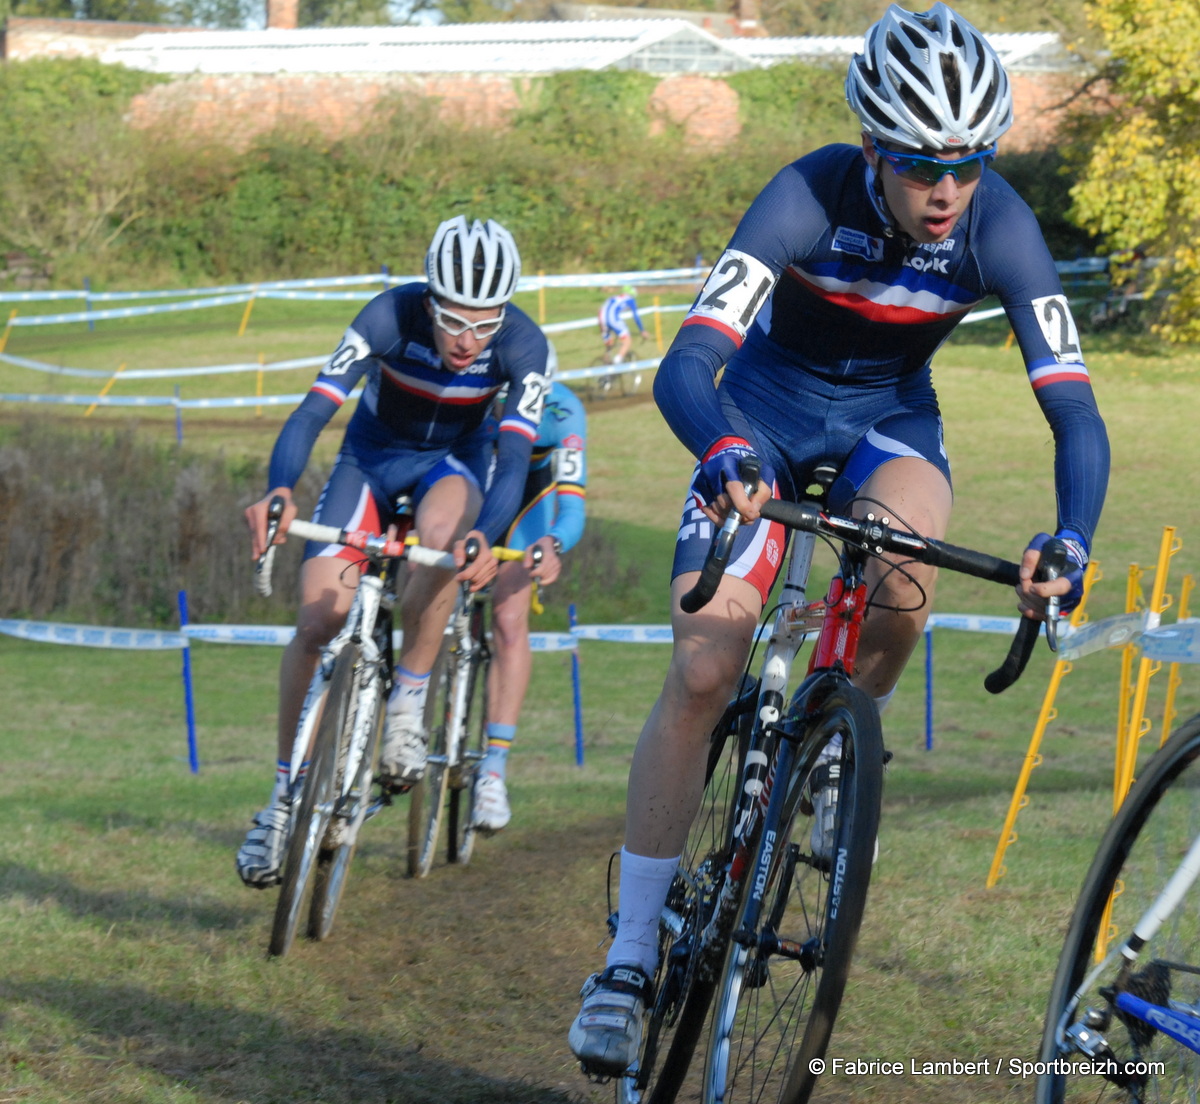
xmin=430 ymin=582 xmax=490 ymax=783
xmin=698 ymin=522 xmax=871 ymax=975
xmin=1057 ymin=830 xmax=1200 ymax=1060
xmin=285 ymin=562 xmax=395 ymax=821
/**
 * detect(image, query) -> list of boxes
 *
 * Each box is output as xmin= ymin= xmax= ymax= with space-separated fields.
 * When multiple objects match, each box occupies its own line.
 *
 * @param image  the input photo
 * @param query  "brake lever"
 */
xmin=1038 ymin=539 xmax=1069 ymax=653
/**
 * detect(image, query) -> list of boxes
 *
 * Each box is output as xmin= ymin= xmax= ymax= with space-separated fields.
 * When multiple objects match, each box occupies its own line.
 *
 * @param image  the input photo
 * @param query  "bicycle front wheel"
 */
xmin=269 ymin=649 xmax=354 ymax=957
xmin=309 ymin=645 xmax=382 ymax=942
xmin=447 ymin=641 xmax=489 ymax=866
xmin=621 ymin=679 xmax=754 ymax=1104
xmin=1038 ymin=713 xmax=1200 ymax=1104
xmin=408 ymin=638 xmax=454 ymax=879
xmin=704 ymin=682 xmax=883 ymax=1104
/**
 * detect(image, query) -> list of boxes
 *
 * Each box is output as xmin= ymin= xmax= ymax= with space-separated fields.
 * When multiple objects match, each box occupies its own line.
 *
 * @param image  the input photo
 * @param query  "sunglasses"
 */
xmin=871 ymin=137 xmax=996 ymax=186
xmin=430 ymin=300 xmax=506 ymax=339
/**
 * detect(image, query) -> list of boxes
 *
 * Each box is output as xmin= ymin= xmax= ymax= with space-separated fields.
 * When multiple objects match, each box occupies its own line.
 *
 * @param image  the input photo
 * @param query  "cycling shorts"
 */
xmin=671 ymin=370 xmax=951 ymax=605
xmin=306 ymin=429 xmax=491 ymax=563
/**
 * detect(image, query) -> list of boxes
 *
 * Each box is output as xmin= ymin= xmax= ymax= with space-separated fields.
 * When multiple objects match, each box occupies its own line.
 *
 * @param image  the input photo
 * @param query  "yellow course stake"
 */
xmin=987 ymin=560 xmax=1099 ymax=888
xmin=537 ymin=272 xmax=546 ymax=326
xmin=653 ymin=295 xmax=664 ymax=352
xmin=84 ymin=363 xmax=127 ymax=417
xmin=1113 ymin=563 xmax=1146 ymax=809
xmin=1115 ymin=527 xmax=1180 ymax=806
xmin=238 ymin=287 xmax=258 ymax=337
xmin=1161 ymin=574 xmax=1194 ymax=746
xmin=0 ymin=308 xmax=17 ymax=353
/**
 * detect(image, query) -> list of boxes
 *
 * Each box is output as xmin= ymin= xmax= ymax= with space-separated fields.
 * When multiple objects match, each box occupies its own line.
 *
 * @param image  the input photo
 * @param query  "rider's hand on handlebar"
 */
xmin=1017 ymin=531 xmax=1087 ymax=620
xmin=694 ymin=438 xmax=774 ymax=526
xmin=245 ymin=487 xmax=297 ymax=559
xmin=525 ymin=536 xmax=562 ymax=585
xmin=453 ymin=529 xmax=498 ymax=592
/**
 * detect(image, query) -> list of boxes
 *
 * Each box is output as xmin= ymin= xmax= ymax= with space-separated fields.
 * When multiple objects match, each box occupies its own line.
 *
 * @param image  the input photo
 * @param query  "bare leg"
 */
xmin=488 ymin=559 xmax=533 ymax=727
xmin=276 ymin=554 xmax=359 ymax=760
xmin=850 ymin=456 xmax=952 ymax=698
xmin=624 ymin=572 xmax=763 ymax=858
xmin=398 ymin=474 xmax=482 ymax=677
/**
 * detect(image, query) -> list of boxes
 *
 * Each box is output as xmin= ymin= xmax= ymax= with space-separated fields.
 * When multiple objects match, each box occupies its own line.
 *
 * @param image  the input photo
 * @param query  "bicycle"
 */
xmin=589 ymin=336 xmax=650 ymax=398
xmin=606 ymin=459 xmax=1065 ymax=1104
xmin=407 ymin=541 xmax=535 ymax=878
xmin=253 ymin=496 xmax=454 ymax=957
xmin=1038 ymin=710 xmax=1200 ymax=1102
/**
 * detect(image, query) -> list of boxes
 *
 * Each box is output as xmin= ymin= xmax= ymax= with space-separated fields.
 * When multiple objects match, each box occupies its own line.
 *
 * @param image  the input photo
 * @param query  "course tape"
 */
xmin=0 ymin=351 xmax=326 ymax=380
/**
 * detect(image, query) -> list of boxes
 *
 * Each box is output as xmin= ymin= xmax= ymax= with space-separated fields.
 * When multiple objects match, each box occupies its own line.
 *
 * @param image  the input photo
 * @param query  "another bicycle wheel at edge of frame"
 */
xmin=407 ymin=637 xmax=454 ymax=879
xmin=704 ymin=679 xmax=884 ymax=1104
xmin=309 ymin=644 xmax=383 ymax=943
xmin=1037 ymin=712 xmax=1200 ymax=1104
xmin=619 ymin=676 xmax=756 ymax=1104
xmin=268 ymin=649 xmax=356 ymax=957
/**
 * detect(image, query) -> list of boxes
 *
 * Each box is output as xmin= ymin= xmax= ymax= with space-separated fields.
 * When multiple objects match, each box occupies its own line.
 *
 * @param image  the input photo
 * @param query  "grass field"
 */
xmin=3 ymin=297 xmax=1200 ymax=1103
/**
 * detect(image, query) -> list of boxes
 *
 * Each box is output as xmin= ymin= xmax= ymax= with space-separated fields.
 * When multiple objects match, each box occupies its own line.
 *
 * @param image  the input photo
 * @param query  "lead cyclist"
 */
xmin=237 ymin=216 xmax=551 ymax=889
xmin=569 ymin=2 xmax=1109 ymax=1076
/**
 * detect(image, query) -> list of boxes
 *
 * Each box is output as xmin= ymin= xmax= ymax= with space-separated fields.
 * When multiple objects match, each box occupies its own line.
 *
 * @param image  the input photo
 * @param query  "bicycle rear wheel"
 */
xmin=619 ymin=678 xmax=755 ymax=1104
xmin=309 ymin=645 xmax=382 ymax=942
xmin=447 ymin=637 xmax=489 ymax=865
xmin=408 ymin=638 xmax=454 ymax=879
xmin=1038 ymin=713 xmax=1200 ymax=1103
xmin=704 ymin=681 xmax=883 ymax=1104
xmin=269 ymin=649 xmax=354 ymax=957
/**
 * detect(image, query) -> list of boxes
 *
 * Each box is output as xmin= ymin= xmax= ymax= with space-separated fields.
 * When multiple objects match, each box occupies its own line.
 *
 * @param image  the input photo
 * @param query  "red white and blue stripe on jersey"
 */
xmin=655 ymin=141 xmax=1108 ymax=551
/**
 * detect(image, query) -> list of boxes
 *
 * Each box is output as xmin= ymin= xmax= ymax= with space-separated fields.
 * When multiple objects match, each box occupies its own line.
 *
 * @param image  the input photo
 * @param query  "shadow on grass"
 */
xmin=3 ymin=978 xmax=586 ymax=1104
xmin=0 ymin=863 xmax=254 ymax=933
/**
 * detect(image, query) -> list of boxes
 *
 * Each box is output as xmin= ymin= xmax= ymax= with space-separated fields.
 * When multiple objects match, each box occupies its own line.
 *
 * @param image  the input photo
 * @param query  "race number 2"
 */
xmin=691 ymin=249 xmax=777 ymax=339
xmin=1032 ymin=295 xmax=1083 ymax=364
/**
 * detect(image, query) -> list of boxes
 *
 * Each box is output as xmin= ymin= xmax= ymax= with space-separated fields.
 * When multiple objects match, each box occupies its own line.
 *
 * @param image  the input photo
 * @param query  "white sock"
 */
xmin=387 ymin=665 xmax=430 ymax=717
xmin=605 ymin=847 xmax=680 ymax=977
xmin=874 ymin=688 xmax=895 ymax=716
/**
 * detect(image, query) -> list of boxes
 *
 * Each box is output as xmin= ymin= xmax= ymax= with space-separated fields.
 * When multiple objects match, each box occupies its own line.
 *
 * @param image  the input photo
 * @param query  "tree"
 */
xmin=1068 ymin=0 xmax=1200 ymax=341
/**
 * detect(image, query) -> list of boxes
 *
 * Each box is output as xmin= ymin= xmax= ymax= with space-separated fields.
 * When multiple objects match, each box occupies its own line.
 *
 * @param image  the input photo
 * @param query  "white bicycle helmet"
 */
xmin=846 ymin=3 xmax=1013 ymax=151
xmin=426 ymin=216 xmax=521 ymax=309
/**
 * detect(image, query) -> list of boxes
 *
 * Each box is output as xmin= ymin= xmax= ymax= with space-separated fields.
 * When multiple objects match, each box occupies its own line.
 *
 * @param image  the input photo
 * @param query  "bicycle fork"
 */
xmin=696 ymin=529 xmax=824 ymax=979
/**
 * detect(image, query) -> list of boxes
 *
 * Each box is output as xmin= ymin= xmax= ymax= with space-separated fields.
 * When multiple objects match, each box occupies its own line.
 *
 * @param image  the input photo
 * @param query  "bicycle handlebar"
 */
xmin=680 ymin=483 xmax=1064 ymax=694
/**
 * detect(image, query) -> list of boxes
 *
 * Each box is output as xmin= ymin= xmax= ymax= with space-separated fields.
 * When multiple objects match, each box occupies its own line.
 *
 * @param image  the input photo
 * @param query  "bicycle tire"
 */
xmin=268 ymin=649 xmax=354 ymax=957
xmin=704 ymin=681 xmax=883 ymax=1104
xmin=617 ymin=680 xmax=755 ymax=1104
xmin=1037 ymin=712 xmax=1200 ymax=1104
xmin=309 ymin=644 xmax=382 ymax=942
xmin=447 ymin=625 xmax=489 ymax=865
xmin=408 ymin=637 xmax=454 ymax=879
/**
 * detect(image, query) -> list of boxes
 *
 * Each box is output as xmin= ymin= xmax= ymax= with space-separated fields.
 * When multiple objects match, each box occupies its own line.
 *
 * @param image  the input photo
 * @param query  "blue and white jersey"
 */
xmin=599 ymin=293 xmax=645 ymax=338
xmin=268 ymin=281 xmax=552 ymax=542
xmin=505 ymin=381 xmax=587 ymax=553
xmin=655 ymin=143 xmax=1108 ymax=549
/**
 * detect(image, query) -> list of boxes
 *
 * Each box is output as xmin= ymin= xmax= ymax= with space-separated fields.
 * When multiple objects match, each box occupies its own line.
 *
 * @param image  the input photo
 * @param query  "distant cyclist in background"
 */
xmin=473 ymin=378 xmax=588 ymax=833
xmin=569 ymin=2 xmax=1109 ymax=1076
xmin=236 ymin=215 xmax=552 ymax=889
xmin=598 ymin=285 xmax=648 ymax=365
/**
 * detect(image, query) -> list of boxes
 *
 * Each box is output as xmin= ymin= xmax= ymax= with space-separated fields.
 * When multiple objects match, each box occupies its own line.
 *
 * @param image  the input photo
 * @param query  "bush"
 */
xmin=0 ymin=420 xmax=326 ymax=627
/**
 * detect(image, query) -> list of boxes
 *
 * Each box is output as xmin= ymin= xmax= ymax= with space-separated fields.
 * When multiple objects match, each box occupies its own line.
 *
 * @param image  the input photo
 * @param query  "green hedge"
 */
xmin=0 ymin=59 xmax=1095 ymax=286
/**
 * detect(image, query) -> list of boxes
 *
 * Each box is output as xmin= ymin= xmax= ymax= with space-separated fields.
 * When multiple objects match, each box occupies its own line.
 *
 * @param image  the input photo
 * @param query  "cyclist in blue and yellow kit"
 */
xmin=472 ymin=379 xmax=587 ymax=832
xmin=237 ymin=216 xmax=552 ymax=888
xmin=570 ymin=3 xmax=1109 ymax=1075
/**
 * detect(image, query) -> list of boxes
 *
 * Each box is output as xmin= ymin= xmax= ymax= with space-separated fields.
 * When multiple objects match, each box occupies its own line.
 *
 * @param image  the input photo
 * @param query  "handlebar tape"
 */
xmin=984 ymin=538 xmax=1068 ymax=695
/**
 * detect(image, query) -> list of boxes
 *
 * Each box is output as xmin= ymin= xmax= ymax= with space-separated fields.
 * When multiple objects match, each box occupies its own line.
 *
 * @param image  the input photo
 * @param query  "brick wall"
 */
xmin=126 ymin=73 xmax=523 ymax=148
xmin=125 ymin=69 xmax=1070 ymax=152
